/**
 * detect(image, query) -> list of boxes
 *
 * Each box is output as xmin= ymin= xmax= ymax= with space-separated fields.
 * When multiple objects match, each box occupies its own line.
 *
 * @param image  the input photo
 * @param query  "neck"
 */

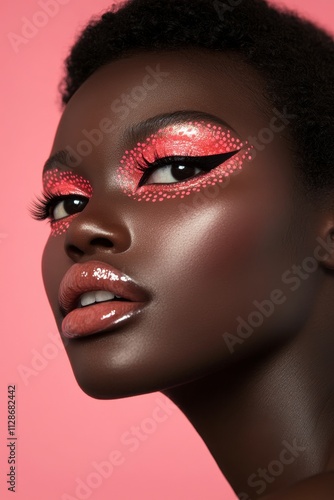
xmin=162 ymin=319 xmax=334 ymax=498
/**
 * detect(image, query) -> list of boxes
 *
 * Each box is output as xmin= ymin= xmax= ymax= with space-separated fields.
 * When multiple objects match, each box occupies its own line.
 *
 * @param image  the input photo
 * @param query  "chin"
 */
xmin=68 ymin=362 xmax=153 ymax=400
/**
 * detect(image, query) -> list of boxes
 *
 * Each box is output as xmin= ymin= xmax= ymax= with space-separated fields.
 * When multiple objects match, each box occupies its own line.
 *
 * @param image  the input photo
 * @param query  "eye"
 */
xmin=29 ymin=192 xmax=89 ymax=223
xmin=52 ymin=196 xmax=88 ymax=221
xmin=137 ymin=152 xmax=240 ymax=188
xmin=145 ymin=162 xmax=202 ymax=184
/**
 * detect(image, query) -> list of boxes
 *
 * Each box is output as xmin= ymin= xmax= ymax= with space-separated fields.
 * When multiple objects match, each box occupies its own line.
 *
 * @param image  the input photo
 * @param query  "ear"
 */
xmin=315 ymin=219 xmax=334 ymax=271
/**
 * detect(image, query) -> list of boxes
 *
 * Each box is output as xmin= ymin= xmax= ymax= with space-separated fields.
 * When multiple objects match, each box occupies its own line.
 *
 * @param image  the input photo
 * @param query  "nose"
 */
xmin=63 ymin=205 xmax=132 ymax=262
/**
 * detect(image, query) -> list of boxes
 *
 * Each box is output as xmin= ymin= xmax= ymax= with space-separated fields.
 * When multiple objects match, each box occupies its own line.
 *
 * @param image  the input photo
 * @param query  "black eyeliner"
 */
xmin=137 ymin=150 xmax=240 ymax=187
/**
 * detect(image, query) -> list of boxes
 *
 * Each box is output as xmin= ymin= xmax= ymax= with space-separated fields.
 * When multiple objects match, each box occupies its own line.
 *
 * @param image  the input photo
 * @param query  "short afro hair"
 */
xmin=59 ymin=0 xmax=334 ymax=201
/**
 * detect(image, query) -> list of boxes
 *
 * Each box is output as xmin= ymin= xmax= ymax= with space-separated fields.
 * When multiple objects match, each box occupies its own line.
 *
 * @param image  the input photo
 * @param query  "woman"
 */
xmin=31 ymin=0 xmax=334 ymax=497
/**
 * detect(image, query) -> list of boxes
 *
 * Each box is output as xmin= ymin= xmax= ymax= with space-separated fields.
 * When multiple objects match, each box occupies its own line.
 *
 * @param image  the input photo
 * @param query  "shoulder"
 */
xmin=261 ymin=472 xmax=334 ymax=500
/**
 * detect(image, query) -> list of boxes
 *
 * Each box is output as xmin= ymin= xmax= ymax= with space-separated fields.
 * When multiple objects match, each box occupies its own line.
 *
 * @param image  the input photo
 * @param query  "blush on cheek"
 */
xmin=117 ymin=121 xmax=254 ymax=202
xmin=42 ymin=169 xmax=93 ymax=237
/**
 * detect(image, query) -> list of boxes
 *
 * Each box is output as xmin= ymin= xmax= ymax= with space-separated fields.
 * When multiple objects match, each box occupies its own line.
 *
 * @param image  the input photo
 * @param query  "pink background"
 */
xmin=1 ymin=1 xmax=333 ymax=499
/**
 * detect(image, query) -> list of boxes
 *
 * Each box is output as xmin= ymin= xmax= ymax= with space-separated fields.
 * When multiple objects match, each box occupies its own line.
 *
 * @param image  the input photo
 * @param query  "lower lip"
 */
xmin=61 ymin=301 xmax=145 ymax=338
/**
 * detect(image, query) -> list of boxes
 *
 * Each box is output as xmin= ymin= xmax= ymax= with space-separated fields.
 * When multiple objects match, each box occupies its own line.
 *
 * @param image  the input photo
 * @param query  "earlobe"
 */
xmin=315 ymin=221 xmax=334 ymax=271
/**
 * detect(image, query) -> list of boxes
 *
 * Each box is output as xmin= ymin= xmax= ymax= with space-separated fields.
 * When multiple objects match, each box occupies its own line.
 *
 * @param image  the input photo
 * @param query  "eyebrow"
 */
xmin=124 ymin=110 xmax=236 ymax=146
xmin=42 ymin=110 xmax=236 ymax=175
xmin=42 ymin=150 xmax=75 ymax=175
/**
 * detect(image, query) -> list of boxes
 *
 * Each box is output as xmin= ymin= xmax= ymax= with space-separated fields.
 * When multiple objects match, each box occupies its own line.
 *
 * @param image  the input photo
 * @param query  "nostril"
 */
xmin=91 ymin=237 xmax=114 ymax=248
xmin=65 ymin=237 xmax=114 ymax=260
xmin=66 ymin=244 xmax=85 ymax=259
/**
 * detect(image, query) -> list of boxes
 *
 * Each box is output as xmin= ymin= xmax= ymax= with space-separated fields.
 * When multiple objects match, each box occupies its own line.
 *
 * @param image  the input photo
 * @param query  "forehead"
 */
xmin=54 ymin=50 xmax=273 ymax=147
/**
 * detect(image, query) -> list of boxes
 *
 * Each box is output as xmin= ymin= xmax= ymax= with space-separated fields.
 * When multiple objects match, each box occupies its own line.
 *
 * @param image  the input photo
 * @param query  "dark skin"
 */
xmin=41 ymin=50 xmax=334 ymax=498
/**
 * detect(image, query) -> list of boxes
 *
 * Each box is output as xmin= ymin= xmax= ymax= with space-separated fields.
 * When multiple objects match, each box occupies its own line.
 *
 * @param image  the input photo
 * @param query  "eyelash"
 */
xmin=29 ymin=189 xmax=88 ymax=223
xmin=135 ymin=150 xmax=240 ymax=187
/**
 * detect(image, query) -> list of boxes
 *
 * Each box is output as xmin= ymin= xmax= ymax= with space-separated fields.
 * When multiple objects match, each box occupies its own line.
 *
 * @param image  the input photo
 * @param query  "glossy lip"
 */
xmin=58 ymin=261 xmax=149 ymax=339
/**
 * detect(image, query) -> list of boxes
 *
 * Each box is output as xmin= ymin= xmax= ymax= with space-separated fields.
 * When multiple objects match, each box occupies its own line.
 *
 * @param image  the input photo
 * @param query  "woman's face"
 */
xmin=41 ymin=50 xmax=318 ymax=398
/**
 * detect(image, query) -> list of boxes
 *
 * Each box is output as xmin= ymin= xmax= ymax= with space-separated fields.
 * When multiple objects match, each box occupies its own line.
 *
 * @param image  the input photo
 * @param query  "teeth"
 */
xmin=79 ymin=290 xmax=116 ymax=307
xmin=95 ymin=291 xmax=115 ymax=302
xmin=80 ymin=292 xmax=96 ymax=307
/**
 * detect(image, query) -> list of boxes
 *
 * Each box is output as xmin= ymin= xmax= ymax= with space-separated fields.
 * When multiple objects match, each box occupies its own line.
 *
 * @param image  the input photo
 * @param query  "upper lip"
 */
xmin=58 ymin=260 xmax=149 ymax=316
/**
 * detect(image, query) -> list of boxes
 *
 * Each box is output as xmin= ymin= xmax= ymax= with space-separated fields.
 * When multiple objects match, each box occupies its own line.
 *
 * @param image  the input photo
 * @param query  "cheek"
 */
xmin=136 ymin=188 xmax=294 ymax=323
xmin=152 ymin=201 xmax=277 ymax=276
xmin=41 ymin=237 xmax=66 ymax=312
xmin=120 ymin=202 xmax=298 ymax=377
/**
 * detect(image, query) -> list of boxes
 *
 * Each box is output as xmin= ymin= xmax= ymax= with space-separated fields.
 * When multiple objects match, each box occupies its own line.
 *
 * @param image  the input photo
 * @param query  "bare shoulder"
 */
xmin=261 ymin=472 xmax=334 ymax=500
